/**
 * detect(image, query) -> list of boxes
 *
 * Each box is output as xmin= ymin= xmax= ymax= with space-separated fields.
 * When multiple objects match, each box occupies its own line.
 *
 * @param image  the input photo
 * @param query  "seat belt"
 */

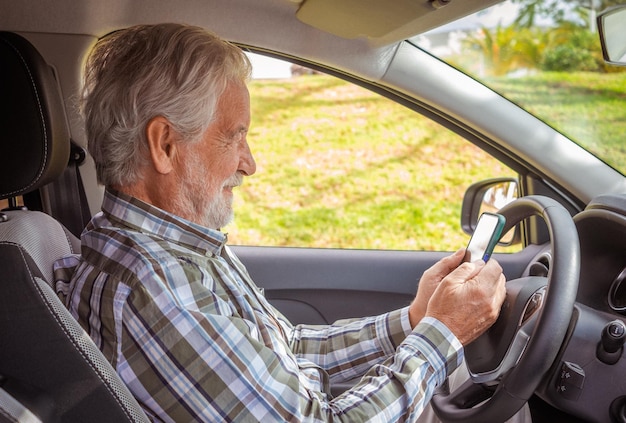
xmin=44 ymin=141 xmax=92 ymax=238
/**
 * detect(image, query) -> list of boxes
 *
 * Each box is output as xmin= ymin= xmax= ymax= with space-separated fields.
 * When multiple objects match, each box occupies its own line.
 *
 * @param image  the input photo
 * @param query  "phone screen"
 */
xmin=464 ymin=212 xmax=506 ymax=263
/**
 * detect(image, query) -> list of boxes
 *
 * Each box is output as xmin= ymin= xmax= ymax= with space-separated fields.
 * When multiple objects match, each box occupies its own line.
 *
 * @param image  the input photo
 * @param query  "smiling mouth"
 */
xmin=223 ymin=183 xmax=240 ymax=194
xmin=224 ymin=173 xmax=244 ymax=192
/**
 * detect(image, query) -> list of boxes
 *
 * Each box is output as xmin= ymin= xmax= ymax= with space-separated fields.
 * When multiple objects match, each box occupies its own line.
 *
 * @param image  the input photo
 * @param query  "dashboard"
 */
xmin=534 ymin=194 xmax=626 ymax=423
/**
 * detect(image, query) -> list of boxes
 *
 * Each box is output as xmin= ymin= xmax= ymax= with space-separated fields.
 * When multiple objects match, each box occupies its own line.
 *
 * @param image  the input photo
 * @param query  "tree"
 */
xmin=539 ymin=23 xmax=601 ymax=71
xmin=463 ymin=24 xmax=545 ymax=76
xmin=511 ymin=0 xmax=623 ymax=28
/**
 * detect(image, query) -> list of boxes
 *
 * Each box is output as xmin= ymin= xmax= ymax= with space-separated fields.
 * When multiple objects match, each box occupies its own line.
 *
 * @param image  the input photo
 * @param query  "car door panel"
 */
xmin=233 ymin=245 xmax=533 ymax=325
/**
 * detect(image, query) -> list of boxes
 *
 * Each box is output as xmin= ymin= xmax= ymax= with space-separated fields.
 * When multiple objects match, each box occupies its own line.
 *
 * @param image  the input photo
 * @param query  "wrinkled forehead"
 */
xmin=214 ymin=81 xmax=251 ymax=126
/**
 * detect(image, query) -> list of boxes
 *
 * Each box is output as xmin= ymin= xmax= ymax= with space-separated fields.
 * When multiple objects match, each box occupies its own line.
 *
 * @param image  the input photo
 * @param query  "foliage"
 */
xmin=459 ymin=16 xmax=620 ymax=76
xmin=461 ymin=24 xmax=546 ymax=76
xmin=511 ymin=0 xmax=623 ymax=27
xmin=541 ymin=45 xmax=596 ymax=71
xmin=540 ymin=24 xmax=603 ymax=71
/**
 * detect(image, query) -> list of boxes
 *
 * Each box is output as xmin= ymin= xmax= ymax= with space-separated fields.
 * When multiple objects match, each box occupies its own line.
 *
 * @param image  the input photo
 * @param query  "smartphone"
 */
xmin=464 ymin=212 xmax=506 ymax=263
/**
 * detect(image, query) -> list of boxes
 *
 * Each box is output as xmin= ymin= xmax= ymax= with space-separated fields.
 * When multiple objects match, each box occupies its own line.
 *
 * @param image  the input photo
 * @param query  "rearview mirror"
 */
xmin=597 ymin=5 xmax=626 ymax=66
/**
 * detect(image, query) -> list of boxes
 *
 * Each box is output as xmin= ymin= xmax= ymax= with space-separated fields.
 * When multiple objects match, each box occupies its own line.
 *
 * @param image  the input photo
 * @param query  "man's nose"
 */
xmin=240 ymin=140 xmax=256 ymax=176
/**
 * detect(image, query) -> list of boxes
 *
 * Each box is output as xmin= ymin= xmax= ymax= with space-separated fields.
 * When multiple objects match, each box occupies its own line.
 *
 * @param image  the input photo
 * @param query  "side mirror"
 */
xmin=597 ymin=5 xmax=626 ymax=66
xmin=461 ymin=178 xmax=519 ymax=244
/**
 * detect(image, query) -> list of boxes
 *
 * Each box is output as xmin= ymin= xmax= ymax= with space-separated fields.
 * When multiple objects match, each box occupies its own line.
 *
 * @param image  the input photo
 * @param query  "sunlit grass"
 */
xmin=224 ymin=75 xmax=513 ymax=250
xmin=224 ymin=71 xmax=625 ymax=250
xmin=486 ymin=72 xmax=626 ymax=171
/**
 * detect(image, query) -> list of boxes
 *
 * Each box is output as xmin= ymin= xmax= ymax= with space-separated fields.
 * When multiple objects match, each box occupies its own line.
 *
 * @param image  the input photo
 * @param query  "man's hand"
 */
xmin=425 ymin=258 xmax=506 ymax=345
xmin=408 ymin=249 xmax=465 ymax=328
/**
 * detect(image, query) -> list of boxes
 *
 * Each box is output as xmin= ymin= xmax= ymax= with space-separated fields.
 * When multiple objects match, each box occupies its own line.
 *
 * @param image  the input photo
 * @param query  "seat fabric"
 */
xmin=0 ymin=31 xmax=149 ymax=422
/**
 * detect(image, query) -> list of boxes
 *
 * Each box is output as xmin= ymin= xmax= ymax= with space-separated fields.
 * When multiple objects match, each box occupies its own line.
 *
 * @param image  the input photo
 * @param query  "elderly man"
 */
xmin=55 ymin=23 xmax=508 ymax=422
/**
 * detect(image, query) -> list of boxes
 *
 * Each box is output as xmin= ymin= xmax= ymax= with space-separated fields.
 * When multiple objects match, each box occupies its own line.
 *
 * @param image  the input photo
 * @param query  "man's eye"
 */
xmin=232 ymin=129 xmax=247 ymax=143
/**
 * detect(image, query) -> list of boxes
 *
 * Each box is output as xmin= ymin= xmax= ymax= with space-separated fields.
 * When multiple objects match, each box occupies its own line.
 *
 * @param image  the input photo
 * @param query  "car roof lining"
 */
xmin=0 ymin=0 xmax=504 ymax=45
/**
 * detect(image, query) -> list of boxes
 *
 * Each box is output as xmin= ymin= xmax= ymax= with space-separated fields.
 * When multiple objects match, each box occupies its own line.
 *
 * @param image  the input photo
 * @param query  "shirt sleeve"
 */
xmin=287 ymin=307 xmax=413 ymax=383
xmin=119 ymin=273 xmax=464 ymax=423
xmin=331 ymin=317 xmax=464 ymax=421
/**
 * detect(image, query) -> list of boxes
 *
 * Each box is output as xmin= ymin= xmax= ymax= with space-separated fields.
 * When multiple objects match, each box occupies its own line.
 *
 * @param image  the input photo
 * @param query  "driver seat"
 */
xmin=0 ymin=31 xmax=149 ymax=422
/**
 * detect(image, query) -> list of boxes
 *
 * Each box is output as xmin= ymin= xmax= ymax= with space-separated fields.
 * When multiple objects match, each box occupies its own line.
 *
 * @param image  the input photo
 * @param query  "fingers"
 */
xmin=466 ymin=258 xmax=506 ymax=313
xmin=409 ymin=250 xmax=467 ymax=329
xmin=420 ymin=249 xmax=465 ymax=283
xmin=424 ymin=258 xmax=507 ymax=346
xmin=439 ymin=248 xmax=465 ymax=274
xmin=442 ymin=256 xmax=485 ymax=285
xmin=477 ymin=257 xmax=504 ymax=284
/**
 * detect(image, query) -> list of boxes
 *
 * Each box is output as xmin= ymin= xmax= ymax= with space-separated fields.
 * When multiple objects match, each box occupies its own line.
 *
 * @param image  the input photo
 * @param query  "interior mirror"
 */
xmin=597 ymin=5 xmax=626 ymax=66
xmin=461 ymin=178 xmax=519 ymax=244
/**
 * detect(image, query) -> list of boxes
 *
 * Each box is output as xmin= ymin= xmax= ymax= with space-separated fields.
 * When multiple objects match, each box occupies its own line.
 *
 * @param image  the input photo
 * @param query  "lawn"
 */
xmin=487 ymin=72 xmax=626 ymax=171
xmin=223 ymin=72 xmax=626 ymax=251
xmin=224 ymin=75 xmax=512 ymax=250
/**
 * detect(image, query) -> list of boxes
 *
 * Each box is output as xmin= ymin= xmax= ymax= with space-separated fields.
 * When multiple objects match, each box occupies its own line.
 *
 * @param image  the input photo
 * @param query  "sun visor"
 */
xmin=296 ymin=0 xmax=504 ymax=44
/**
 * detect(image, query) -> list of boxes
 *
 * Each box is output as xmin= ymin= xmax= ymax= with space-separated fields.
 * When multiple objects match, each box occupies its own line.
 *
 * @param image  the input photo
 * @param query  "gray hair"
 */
xmin=81 ymin=23 xmax=252 ymax=187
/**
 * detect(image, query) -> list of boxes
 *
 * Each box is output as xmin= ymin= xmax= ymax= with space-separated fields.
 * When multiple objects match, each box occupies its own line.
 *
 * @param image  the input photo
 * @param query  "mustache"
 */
xmin=224 ymin=172 xmax=244 ymax=188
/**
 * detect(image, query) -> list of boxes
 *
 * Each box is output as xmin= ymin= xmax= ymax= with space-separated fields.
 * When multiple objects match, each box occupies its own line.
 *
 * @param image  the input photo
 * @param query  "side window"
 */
xmin=0 ymin=197 xmax=24 ymax=211
xmin=224 ymin=55 xmax=516 ymax=251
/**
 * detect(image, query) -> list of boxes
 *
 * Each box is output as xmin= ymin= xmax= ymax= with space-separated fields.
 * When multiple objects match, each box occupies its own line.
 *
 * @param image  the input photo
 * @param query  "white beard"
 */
xmin=178 ymin=154 xmax=243 ymax=229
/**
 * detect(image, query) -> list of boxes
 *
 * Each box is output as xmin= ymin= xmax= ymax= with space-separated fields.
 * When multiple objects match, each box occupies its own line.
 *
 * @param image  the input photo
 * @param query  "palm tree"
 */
xmin=463 ymin=24 xmax=545 ymax=76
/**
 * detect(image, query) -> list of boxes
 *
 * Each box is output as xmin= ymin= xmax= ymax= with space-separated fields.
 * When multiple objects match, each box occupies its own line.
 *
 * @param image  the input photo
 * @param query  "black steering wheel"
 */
xmin=431 ymin=196 xmax=580 ymax=422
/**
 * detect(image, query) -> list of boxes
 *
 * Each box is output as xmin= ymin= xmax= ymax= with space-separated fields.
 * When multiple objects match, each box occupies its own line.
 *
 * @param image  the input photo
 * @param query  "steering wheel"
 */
xmin=431 ymin=196 xmax=580 ymax=422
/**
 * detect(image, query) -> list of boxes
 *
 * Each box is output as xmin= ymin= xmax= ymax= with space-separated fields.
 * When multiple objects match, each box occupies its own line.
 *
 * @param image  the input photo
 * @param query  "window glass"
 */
xmin=414 ymin=0 xmax=626 ymax=175
xmin=0 ymin=197 xmax=24 ymax=211
xmin=224 ymin=58 xmax=517 ymax=251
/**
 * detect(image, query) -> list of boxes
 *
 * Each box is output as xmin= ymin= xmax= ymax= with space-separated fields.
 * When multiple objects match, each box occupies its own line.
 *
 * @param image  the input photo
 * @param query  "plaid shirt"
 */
xmin=54 ymin=189 xmax=463 ymax=422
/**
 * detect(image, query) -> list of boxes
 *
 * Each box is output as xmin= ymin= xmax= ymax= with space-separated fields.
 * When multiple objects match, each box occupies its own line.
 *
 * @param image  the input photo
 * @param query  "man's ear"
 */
xmin=146 ymin=116 xmax=178 ymax=175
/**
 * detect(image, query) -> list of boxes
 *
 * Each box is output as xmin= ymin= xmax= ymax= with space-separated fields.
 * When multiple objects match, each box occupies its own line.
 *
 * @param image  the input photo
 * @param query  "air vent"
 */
xmin=529 ymin=253 xmax=551 ymax=277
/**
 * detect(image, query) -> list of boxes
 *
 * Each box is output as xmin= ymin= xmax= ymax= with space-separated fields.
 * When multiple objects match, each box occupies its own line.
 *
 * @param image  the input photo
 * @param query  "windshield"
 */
xmin=414 ymin=0 xmax=626 ymax=175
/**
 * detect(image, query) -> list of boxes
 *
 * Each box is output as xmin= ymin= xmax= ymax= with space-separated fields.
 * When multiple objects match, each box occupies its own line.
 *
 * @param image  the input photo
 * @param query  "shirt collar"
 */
xmin=99 ymin=189 xmax=227 ymax=257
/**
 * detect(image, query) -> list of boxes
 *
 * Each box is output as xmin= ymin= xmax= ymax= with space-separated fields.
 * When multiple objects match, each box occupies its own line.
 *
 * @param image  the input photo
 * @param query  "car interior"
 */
xmin=1 ymin=0 xmax=626 ymax=422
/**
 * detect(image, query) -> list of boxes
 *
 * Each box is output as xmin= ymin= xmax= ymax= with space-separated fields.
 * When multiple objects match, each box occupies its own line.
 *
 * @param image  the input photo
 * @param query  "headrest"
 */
xmin=0 ymin=32 xmax=70 ymax=200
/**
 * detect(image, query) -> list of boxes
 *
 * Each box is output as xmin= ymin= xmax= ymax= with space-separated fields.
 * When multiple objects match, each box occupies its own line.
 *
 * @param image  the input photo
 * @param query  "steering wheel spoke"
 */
xmin=466 ymin=276 xmax=547 ymax=384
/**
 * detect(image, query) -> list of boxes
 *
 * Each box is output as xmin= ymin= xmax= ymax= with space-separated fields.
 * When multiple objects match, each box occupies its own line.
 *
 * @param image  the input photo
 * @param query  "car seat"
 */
xmin=0 ymin=31 xmax=150 ymax=422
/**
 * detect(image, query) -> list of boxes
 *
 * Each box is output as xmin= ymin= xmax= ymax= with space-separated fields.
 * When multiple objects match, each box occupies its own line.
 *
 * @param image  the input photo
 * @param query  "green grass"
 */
xmin=224 ymin=75 xmax=513 ymax=250
xmin=223 ymin=72 xmax=626 ymax=250
xmin=486 ymin=72 xmax=626 ymax=171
